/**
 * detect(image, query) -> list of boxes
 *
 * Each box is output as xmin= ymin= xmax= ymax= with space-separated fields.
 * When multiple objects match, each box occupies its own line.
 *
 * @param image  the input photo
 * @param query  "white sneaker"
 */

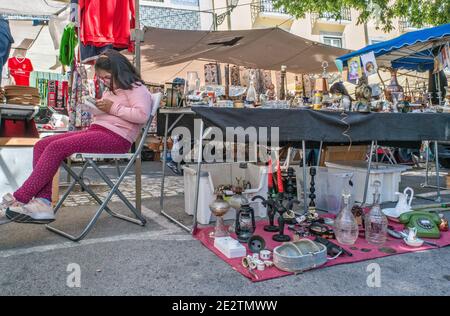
xmin=6 ymin=198 xmax=55 ymax=224
xmin=0 ymin=193 xmax=21 ymax=225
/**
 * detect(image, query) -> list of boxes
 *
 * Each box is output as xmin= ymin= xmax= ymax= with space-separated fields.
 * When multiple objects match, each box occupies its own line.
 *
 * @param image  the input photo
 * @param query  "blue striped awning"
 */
xmin=336 ymin=23 xmax=450 ymax=72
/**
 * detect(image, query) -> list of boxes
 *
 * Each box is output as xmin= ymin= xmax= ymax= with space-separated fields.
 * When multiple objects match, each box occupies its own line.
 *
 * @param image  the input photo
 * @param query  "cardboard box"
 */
xmin=320 ymin=145 xmax=368 ymax=166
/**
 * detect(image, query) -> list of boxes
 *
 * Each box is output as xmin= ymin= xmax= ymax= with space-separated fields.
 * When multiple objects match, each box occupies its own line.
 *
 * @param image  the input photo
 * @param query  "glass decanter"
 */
xmin=365 ymin=181 xmax=388 ymax=245
xmin=334 ymin=193 xmax=359 ymax=245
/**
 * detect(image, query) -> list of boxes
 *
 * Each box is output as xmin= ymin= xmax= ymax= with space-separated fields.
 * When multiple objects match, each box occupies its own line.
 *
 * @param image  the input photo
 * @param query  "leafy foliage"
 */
xmin=273 ymin=0 xmax=450 ymax=32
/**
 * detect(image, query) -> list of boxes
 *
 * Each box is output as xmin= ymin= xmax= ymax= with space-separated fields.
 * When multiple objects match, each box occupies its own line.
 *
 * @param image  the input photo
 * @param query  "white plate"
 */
xmin=382 ymin=208 xmax=410 ymax=222
xmin=382 ymin=208 xmax=401 ymax=218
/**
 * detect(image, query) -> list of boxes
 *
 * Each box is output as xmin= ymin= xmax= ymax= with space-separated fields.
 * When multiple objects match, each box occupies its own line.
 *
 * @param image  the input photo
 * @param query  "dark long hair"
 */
xmin=95 ymin=49 xmax=144 ymax=92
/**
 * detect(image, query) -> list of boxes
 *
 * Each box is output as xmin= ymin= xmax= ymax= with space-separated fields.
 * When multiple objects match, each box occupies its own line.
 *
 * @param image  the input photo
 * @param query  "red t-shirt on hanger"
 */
xmin=79 ymin=0 xmax=135 ymax=48
xmin=8 ymin=57 xmax=34 ymax=86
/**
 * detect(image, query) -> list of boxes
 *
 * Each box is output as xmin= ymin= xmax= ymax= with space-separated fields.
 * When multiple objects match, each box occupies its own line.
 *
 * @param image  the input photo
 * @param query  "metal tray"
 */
xmin=273 ymin=239 xmax=327 ymax=273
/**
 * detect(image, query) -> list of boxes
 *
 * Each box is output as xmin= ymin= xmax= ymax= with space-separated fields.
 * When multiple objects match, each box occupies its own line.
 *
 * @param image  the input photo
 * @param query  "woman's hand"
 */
xmin=96 ymin=99 xmax=114 ymax=113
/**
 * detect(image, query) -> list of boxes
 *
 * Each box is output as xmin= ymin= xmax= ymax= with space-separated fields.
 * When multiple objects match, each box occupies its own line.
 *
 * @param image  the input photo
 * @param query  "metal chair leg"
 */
xmin=46 ymin=204 xmax=108 ymax=242
xmin=115 ymin=159 xmax=121 ymax=178
xmin=46 ymin=160 xmax=146 ymax=242
xmin=87 ymin=159 xmax=146 ymax=224
xmin=53 ymin=162 xmax=90 ymax=215
xmin=59 ymin=162 xmax=116 ymax=214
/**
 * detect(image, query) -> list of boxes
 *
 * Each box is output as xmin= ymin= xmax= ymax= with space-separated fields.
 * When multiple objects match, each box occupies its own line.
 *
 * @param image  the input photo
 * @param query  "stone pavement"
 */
xmin=0 ymin=161 xmax=449 ymax=296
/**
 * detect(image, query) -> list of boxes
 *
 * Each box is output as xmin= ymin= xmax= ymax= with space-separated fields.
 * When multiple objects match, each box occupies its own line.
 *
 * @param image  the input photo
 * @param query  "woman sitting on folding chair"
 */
xmin=0 ymin=50 xmax=153 ymax=224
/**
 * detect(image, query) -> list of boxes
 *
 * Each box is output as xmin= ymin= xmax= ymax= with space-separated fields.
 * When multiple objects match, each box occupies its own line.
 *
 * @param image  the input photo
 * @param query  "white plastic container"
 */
xmin=183 ymin=162 xmax=268 ymax=224
xmin=0 ymin=147 xmax=34 ymax=199
xmin=294 ymin=166 xmax=354 ymax=214
xmin=325 ymin=161 xmax=409 ymax=204
xmin=214 ymin=237 xmax=247 ymax=259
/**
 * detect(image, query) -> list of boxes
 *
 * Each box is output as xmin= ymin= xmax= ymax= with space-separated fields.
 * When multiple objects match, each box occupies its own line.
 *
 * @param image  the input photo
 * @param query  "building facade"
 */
xmin=140 ymin=0 xmax=215 ymax=30
xmin=138 ymin=0 xmax=421 ymax=49
xmin=211 ymin=0 xmax=422 ymax=50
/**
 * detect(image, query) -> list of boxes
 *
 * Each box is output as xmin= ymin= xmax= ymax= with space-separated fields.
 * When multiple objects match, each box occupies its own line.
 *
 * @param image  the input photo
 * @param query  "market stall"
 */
xmin=0 ymin=1 xmax=70 ymax=205
xmin=335 ymin=23 xmax=450 ymax=199
xmin=152 ymin=24 xmax=450 ymax=281
xmin=0 ymin=0 xmax=142 ymax=228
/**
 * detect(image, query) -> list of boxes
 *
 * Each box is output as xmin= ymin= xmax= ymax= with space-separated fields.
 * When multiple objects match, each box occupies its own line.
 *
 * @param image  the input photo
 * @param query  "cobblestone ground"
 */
xmin=62 ymin=175 xmax=184 ymax=207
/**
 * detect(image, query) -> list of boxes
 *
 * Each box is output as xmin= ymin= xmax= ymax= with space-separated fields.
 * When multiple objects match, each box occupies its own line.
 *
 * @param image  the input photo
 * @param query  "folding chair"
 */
xmin=46 ymin=93 xmax=162 ymax=241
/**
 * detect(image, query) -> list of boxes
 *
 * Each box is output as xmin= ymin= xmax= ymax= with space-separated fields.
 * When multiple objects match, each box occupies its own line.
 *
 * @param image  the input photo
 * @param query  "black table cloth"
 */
xmin=158 ymin=108 xmax=450 ymax=146
xmin=192 ymin=108 xmax=450 ymax=146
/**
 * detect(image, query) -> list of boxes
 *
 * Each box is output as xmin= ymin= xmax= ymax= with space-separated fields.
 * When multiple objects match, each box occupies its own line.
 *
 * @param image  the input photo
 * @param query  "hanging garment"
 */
xmin=0 ymin=17 xmax=14 ymax=81
xmin=230 ymin=65 xmax=240 ymax=86
xmin=79 ymin=0 xmax=135 ymax=48
xmin=59 ymin=24 xmax=78 ymax=66
xmin=79 ymin=42 xmax=113 ymax=62
xmin=8 ymin=57 xmax=33 ymax=86
xmin=70 ymin=0 xmax=79 ymax=26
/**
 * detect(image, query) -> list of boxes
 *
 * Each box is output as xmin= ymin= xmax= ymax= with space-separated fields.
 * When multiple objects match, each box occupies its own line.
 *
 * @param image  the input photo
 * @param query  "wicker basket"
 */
xmin=273 ymin=239 xmax=327 ymax=273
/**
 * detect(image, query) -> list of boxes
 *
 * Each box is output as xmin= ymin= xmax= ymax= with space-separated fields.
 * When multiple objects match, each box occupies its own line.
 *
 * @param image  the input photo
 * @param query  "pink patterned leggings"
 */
xmin=14 ymin=125 xmax=131 ymax=204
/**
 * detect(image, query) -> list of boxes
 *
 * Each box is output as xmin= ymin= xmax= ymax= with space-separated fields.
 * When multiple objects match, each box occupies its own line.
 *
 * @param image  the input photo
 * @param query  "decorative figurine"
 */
xmin=272 ymin=198 xmax=300 ymax=242
xmin=309 ymin=167 xmax=317 ymax=209
xmin=252 ymin=195 xmax=278 ymax=232
xmin=354 ymin=74 xmax=372 ymax=112
xmin=285 ymin=167 xmax=296 ymax=201
xmin=266 ymin=83 xmax=276 ymax=101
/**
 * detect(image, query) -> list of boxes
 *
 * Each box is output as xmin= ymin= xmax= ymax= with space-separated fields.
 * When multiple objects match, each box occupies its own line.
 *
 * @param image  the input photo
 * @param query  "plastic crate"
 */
xmin=325 ymin=161 xmax=409 ymax=203
xmin=294 ymin=166 xmax=354 ymax=214
xmin=183 ymin=162 xmax=268 ymax=224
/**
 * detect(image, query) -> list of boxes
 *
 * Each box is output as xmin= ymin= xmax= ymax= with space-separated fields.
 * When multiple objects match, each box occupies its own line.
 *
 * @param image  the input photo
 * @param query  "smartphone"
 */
xmin=85 ymin=96 xmax=97 ymax=107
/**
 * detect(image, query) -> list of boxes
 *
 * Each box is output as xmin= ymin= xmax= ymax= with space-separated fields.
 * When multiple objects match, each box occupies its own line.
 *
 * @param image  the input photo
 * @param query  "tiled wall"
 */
xmin=140 ymin=5 xmax=201 ymax=30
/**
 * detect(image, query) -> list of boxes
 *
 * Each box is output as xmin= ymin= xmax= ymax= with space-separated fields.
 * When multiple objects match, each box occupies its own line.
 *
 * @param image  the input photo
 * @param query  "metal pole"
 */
xmin=211 ymin=0 xmax=218 ymax=31
xmin=226 ymin=0 xmax=232 ymax=30
xmin=362 ymin=141 xmax=375 ymax=206
xmin=317 ymin=141 xmax=323 ymax=168
xmin=135 ymin=137 xmax=142 ymax=214
xmin=437 ymin=72 xmax=442 ymax=106
xmin=434 ymin=141 xmax=442 ymax=203
xmin=192 ymin=119 xmax=205 ymax=234
xmin=160 ymin=114 xmax=169 ymax=210
xmin=302 ymin=141 xmax=308 ymax=213
xmin=424 ymin=140 xmax=430 ymax=186
xmin=375 ymin=141 xmax=378 ymax=163
xmin=134 ymin=0 xmax=142 ymax=214
xmin=134 ymin=0 xmax=141 ymax=74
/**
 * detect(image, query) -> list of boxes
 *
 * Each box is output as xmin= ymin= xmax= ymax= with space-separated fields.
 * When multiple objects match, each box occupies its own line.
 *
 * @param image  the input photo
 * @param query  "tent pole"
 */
xmin=134 ymin=0 xmax=141 ymax=75
xmin=134 ymin=0 xmax=142 ymax=215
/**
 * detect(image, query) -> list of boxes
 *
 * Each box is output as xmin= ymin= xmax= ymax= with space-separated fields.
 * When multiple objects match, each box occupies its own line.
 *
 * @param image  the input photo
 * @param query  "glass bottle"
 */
xmin=365 ymin=181 xmax=388 ymax=245
xmin=385 ymin=68 xmax=404 ymax=102
xmin=334 ymin=193 xmax=359 ymax=245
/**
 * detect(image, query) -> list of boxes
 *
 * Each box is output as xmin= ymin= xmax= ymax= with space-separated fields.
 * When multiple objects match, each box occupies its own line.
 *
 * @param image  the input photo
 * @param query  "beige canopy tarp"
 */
xmin=140 ymin=27 xmax=351 ymax=75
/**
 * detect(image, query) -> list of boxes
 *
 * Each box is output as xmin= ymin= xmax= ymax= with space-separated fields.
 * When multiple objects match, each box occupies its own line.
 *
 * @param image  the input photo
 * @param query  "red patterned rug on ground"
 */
xmin=194 ymin=219 xmax=450 ymax=282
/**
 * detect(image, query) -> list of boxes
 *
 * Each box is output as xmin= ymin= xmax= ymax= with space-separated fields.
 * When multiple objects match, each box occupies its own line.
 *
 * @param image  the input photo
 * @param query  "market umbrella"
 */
xmin=336 ymin=23 xmax=450 ymax=72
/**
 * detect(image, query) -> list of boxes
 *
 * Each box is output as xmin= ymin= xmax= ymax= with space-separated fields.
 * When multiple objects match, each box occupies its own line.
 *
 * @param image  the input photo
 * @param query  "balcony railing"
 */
xmin=259 ymin=0 xmax=287 ymax=14
xmin=251 ymin=0 xmax=289 ymax=24
xmin=398 ymin=18 xmax=419 ymax=32
xmin=311 ymin=8 xmax=352 ymax=24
